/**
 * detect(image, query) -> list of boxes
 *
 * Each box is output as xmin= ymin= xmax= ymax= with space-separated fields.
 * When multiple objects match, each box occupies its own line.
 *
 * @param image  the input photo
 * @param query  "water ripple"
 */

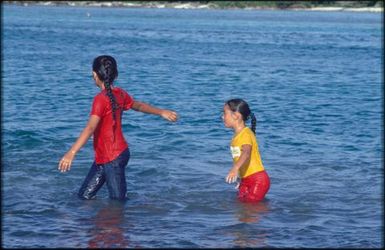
xmin=2 ymin=4 xmax=383 ymax=248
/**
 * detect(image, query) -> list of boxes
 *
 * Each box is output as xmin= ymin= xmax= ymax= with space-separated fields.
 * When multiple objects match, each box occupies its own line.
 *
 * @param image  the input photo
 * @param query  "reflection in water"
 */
xmin=88 ymin=200 xmax=129 ymax=248
xmin=236 ymin=200 xmax=270 ymax=223
xmin=232 ymin=200 xmax=271 ymax=247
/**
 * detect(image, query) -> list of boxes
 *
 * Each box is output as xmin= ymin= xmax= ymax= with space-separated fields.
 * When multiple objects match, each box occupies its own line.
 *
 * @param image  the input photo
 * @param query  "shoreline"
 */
xmin=4 ymin=1 xmax=384 ymax=12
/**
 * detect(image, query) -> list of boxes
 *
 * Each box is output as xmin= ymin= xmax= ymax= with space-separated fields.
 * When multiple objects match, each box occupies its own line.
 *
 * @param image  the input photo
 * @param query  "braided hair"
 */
xmin=92 ymin=55 xmax=119 ymax=123
xmin=225 ymin=98 xmax=257 ymax=134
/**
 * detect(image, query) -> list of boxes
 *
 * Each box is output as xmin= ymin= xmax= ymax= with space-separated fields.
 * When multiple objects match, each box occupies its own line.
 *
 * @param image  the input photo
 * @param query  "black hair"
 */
xmin=225 ymin=98 xmax=257 ymax=134
xmin=92 ymin=55 xmax=119 ymax=122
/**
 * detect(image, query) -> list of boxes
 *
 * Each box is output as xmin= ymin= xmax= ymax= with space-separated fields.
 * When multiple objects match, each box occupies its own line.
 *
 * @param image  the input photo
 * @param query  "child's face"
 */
xmin=222 ymin=104 xmax=237 ymax=128
xmin=92 ymin=71 xmax=103 ymax=88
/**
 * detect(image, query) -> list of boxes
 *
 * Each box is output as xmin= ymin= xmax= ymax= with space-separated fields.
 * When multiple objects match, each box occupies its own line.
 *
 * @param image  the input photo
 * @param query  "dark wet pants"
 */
xmin=78 ymin=148 xmax=130 ymax=200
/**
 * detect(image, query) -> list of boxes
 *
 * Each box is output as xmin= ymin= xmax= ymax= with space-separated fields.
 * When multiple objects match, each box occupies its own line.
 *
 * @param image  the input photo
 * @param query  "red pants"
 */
xmin=238 ymin=170 xmax=270 ymax=203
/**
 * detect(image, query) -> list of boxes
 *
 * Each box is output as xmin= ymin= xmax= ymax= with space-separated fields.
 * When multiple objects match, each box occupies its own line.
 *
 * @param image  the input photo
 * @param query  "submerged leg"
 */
xmin=78 ymin=162 xmax=106 ymax=200
xmin=104 ymin=149 xmax=130 ymax=200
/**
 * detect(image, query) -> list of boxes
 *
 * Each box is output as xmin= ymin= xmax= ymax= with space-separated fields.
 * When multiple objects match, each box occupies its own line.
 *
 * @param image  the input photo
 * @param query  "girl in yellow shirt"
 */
xmin=222 ymin=99 xmax=270 ymax=202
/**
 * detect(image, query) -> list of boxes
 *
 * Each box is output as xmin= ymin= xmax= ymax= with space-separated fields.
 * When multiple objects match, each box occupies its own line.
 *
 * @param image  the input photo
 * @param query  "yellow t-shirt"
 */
xmin=230 ymin=127 xmax=264 ymax=178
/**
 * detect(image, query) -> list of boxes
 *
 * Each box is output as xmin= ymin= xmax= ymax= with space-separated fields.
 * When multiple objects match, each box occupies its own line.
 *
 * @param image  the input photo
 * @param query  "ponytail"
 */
xmin=103 ymin=73 xmax=118 ymax=123
xmin=250 ymin=112 xmax=256 ymax=134
xmin=92 ymin=55 xmax=119 ymax=125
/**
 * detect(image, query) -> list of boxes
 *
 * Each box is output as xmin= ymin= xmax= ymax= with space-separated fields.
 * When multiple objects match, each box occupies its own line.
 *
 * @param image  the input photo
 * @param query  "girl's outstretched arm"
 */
xmin=226 ymin=144 xmax=251 ymax=183
xmin=58 ymin=115 xmax=100 ymax=172
xmin=132 ymin=100 xmax=178 ymax=122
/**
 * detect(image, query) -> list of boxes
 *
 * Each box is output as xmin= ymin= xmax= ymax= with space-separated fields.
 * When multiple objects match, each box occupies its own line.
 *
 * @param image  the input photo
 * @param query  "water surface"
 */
xmin=2 ymin=4 xmax=383 ymax=248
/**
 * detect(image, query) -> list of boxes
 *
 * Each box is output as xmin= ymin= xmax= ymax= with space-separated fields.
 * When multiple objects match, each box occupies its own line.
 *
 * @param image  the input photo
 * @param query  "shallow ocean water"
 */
xmin=2 ymin=4 xmax=383 ymax=248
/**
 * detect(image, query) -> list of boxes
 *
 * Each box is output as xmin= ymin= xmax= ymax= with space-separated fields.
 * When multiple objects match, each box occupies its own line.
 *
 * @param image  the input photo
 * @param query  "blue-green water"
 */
xmin=2 ymin=4 xmax=383 ymax=248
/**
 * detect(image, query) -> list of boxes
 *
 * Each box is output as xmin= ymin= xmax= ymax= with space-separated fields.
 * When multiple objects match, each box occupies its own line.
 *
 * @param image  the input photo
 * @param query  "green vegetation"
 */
xmin=190 ymin=1 xmax=383 ymax=9
xmin=121 ymin=1 xmax=383 ymax=9
xmin=6 ymin=0 xmax=384 ymax=9
xmin=188 ymin=1 xmax=383 ymax=9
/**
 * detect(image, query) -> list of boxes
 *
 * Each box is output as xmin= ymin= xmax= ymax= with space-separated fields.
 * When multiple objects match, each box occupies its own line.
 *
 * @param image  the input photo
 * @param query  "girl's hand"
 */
xmin=58 ymin=151 xmax=76 ymax=173
xmin=160 ymin=109 xmax=178 ymax=122
xmin=226 ymin=168 xmax=238 ymax=184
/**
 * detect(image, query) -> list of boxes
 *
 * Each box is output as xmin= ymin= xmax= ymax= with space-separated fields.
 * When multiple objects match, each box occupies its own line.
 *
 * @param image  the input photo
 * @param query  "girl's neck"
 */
xmin=99 ymin=84 xmax=114 ymax=91
xmin=233 ymin=123 xmax=246 ymax=136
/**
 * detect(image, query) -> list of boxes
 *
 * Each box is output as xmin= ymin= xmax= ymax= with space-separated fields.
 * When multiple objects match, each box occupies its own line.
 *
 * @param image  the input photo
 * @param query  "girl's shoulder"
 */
xmin=92 ymin=91 xmax=109 ymax=107
xmin=94 ymin=90 xmax=107 ymax=99
xmin=236 ymin=127 xmax=255 ymax=140
xmin=239 ymin=127 xmax=252 ymax=136
xmin=96 ymin=87 xmax=129 ymax=95
xmin=113 ymin=87 xmax=130 ymax=95
xmin=244 ymin=127 xmax=257 ymax=139
xmin=244 ymin=127 xmax=254 ymax=135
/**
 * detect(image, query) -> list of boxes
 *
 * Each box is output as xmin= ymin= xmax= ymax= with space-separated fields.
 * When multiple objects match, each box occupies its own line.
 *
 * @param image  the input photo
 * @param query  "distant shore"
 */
xmin=4 ymin=1 xmax=384 ymax=12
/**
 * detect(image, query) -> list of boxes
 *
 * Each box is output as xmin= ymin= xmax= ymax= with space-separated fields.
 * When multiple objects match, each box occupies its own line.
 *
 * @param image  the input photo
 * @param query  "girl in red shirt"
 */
xmin=58 ymin=55 xmax=178 ymax=200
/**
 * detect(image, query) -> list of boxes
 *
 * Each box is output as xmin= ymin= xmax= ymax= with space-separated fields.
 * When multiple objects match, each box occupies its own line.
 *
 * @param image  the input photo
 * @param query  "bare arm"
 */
xmin=58 ymin=115 xmax=100 ymax=172
xmin=132 ymin=100 xmax=178 ymax=122
xmin=226 ymin=144 xmax=252 ymax=183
